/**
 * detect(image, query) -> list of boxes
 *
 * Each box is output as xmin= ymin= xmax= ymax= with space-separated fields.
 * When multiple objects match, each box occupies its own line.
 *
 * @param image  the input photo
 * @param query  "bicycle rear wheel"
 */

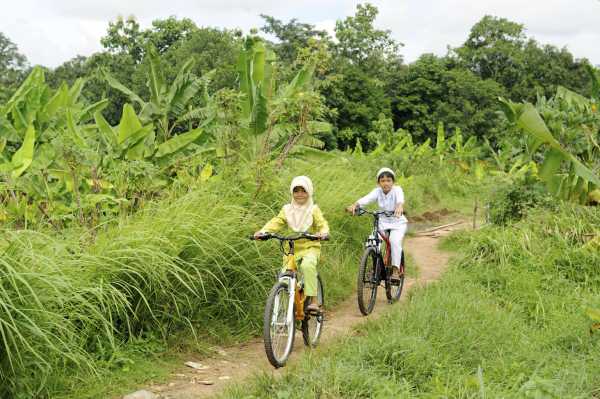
xmin=302 ymin=275 xmax=324 ymax=347
xmin=263 ymin=281 xmax=295 ymax=368
xmin=386 ymin=252 xmax=405 ymax=303
xmin=357 ymin=247 xmax=379 ymax=315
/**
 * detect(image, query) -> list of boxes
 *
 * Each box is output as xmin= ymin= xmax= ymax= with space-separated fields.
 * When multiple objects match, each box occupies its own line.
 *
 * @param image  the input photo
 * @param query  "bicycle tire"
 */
xmin=357 ymin=247 xmax=379 ymax=315
xmin=302 ymin=275 xmax=324 ymax=347
xmin=386 ymin=253 xmax=405 ymax=303
xmin=263 ymin=281 xmax=295 ymax=368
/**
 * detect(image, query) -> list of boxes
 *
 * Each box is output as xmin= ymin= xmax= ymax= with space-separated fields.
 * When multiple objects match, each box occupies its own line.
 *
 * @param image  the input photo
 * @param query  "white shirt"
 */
xmin=357 ymin=186 xmax=408 ymax=229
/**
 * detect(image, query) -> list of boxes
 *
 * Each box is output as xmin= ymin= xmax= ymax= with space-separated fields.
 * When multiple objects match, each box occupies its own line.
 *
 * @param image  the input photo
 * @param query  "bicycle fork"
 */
xmin=271 ymin=276 xmax=297 ymax=328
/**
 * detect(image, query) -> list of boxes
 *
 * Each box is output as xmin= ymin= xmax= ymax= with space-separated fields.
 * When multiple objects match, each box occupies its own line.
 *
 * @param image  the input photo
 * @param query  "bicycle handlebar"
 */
xmin=354 ymin=207 xmax=397 ymax=218
xmin=249 ymin=232 xmax=330 ymax=242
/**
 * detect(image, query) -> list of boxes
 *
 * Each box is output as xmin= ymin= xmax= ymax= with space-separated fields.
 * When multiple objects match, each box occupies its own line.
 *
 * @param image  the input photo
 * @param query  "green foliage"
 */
xmin=318 ymin=3 xmax=402 ymax=148
xmin=488 ymin=178 xmax=555 ymax=225
xmin=260 ymin=15 xmax=328 ymax=65
xmin=101 ymin=16 xmax=145 ymax=61
xmin=0 ymin=65 xmax=213 ymax=227
xmin=0 ymin=155 xmax=384 ymax=397
xmin=454 ymin=15 xmax=591 ymax=102
xmin=500 ymin=86 xmax=600 ymax=204
xmin=223 ymin=206 xmax=600 ymax=398
xmin=393 ymin=54 xmax=506 ymax=142
xmin=334 ymin=3 xmax=401 ymax=68
xmin=0 ymin=32 xmax=28 ymax=103
xmin=9 ymin=124 xmax=35 ymax=178
xmin=102 ymin=45 xmax=212 ymax=140
xmin=2 ymin=8 xmax=600 ymax=396
xmin=237 ymin=36 xmax=274 ymax=136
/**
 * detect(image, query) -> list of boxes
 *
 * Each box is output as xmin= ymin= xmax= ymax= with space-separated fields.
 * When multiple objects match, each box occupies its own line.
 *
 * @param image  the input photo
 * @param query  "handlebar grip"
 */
xmin=302 ymin=233 xmax=330 ymax=241
xmin=251 ymin=233 xmax=272 ymax=241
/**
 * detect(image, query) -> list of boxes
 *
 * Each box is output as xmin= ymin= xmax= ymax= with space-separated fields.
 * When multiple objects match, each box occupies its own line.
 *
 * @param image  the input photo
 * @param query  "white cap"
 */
xmin=376 ymin=167 xmax=395 ymax=180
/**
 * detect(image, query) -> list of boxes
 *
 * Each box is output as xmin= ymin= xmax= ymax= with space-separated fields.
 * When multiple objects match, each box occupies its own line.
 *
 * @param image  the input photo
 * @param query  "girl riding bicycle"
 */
xmin=347 ymin=167 xmax=407 ymax=279
xmin=254 ymin=176 xmax=329 ymax=312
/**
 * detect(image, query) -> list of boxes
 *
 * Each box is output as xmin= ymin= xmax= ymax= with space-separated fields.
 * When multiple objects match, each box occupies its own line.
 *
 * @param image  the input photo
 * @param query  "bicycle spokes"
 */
xmin=267 ymin=286 xmax=294 ymax=365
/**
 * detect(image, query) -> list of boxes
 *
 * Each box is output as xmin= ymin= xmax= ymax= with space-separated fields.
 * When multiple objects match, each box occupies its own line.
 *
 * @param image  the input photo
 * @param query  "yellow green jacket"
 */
xmin=260 ymin=205 xmax=330 ymax=257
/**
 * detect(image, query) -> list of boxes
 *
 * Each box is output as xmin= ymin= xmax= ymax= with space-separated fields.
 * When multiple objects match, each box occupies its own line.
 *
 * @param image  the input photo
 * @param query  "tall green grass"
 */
xmin=0 ymin=154 xmax=481 ymax=397
xmin=221 ymin=205 xmax=600 ymax=398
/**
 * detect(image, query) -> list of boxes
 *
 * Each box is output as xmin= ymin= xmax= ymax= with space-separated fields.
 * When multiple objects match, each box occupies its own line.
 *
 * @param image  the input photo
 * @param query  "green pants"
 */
xmin=281 ymin=253 xmax=319 ymax=297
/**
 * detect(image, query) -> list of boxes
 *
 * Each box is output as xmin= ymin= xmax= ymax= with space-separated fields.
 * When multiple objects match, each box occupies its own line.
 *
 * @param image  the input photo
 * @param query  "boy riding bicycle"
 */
xmin=347 ymin=168 xmax=407 ymax=280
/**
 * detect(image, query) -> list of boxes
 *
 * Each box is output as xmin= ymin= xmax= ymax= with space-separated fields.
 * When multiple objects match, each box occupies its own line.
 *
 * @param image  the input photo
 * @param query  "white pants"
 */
xmin=383 ymin=224 xmax=407 ymax=267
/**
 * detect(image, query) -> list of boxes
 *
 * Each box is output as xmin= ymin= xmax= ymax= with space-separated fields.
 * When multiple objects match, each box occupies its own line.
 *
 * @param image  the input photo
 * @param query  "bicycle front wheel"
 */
xmin=302 ymin=275 xmax=324 ymax=347
xmin=386 ymin=252 xmax=406 ymax=303
xmin=263 ymin=281 xmax=295 ymax=368
xmin=357 ymin=247 xmax=379 ymax=315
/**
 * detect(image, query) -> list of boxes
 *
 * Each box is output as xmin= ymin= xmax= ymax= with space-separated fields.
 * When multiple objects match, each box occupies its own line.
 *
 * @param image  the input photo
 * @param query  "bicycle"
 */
xmin=250 ymin=232 xmax=328 ymax=368
xmin=353 ymin=207 xmax=406 ymax=315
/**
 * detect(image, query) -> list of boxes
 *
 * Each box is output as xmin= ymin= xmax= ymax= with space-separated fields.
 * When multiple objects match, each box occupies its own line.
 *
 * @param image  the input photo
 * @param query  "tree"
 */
xmin=321 ymin=3 xmax=403 ymax=148
xmin=321 ymin=60 xmax=391 ymax=149
xmin=102 ymin=45 xmax=211 ymax=140
xmin=454 ymin=16 xmax=526 ymax=92
xmin=393 ymin=54 xmax=506 ymax=142
xmin=515 ymin=41 xmax=591 ymax=100
xmin=0 ymin=32 xmax=28 ymax=102
xmin=101 ymin=16 xmax=198 ymax=63
xmin=101 ymin=16 xmax=144 ymax=61
xmin=162 ymin=27 xmax=241 ymax=92
xmin=334 ymin=3 xmax=402 ymax=69
xmin=260 ymin=15 xmax=329 ymax=65
xmin=95 ymin=18 xmax=241 ymax=124
xmin=46 ymin=55 xmax=89 ymax=88
xmin=454 ymin=15 xmax=591 ymax=102
xmin=143 ymin=17 xmax=197 ymax=54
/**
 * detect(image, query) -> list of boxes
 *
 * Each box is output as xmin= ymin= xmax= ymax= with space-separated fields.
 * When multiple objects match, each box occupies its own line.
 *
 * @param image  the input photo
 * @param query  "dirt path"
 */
xmin=142 ymin=222 xmax=466 ymax=399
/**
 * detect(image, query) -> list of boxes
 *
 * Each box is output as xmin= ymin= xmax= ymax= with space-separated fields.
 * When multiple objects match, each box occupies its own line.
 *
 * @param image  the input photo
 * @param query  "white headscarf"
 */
xmin=283 ymin=176 xmax=315 ymax=232
xmin=376 ymin=167 xmax=395 ymax=181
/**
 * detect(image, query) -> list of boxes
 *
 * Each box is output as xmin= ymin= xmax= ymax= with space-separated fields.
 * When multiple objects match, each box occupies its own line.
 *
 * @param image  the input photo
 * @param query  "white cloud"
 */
xmin=1 ymin=0 xmax=599 ymax=67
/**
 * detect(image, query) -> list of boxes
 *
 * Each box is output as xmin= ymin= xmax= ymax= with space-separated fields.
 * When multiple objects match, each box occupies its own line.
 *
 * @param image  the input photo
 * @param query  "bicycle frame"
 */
xmin=272 ymin=255 xmax=306 ymax=326
xmin=258 ymin=234 xmax=324 ymax=322
xmin=363 ymin=210 xmax=392 ymax=267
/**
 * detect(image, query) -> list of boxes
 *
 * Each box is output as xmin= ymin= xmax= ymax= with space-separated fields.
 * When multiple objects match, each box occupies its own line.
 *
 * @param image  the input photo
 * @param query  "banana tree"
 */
xmin=0 ymin=67 xmax=109 ymax=225
xmin=500 ymin=95 xmax=600 ymax=204
xmin=237 ymin=36 xmax=275 ymax=137
xmin=236 ymin=36 xmax=329 ymax=163
xmin=95 ymin=103 xmax=204 ymax=162
xmin=102 ymin=45 xmax=214 ymax=141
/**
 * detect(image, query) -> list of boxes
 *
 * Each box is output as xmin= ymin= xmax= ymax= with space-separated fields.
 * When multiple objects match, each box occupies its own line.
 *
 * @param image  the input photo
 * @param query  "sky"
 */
xmin=2 ymin=0 xmax=600 ymax=68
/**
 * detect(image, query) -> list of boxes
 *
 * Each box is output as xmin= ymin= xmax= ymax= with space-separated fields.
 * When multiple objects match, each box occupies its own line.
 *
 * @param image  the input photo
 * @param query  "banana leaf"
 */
xmin=500 ymin=98 xmax=600 ymax=202
xmin=11 ymin=124 xmax=35 ymax=178
xmin=154 ymin=128 xmax=203 ymax=158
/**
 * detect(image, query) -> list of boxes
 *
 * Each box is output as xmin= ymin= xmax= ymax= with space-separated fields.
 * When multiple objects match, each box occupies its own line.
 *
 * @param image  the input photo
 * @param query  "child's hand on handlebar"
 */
xmin=394 ymin=204 xmax=404 ymax=218
xmin=346 ymin=203 xmax=358 ymax=215
xmin=315 ymin=232 xmax=329 ymax=240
